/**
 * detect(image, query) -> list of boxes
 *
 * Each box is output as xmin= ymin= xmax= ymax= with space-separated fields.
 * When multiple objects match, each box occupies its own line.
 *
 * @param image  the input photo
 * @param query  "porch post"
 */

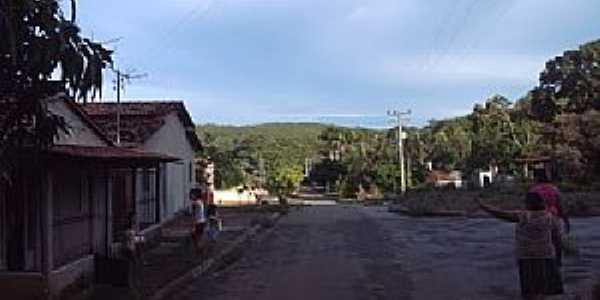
xmin=41 ymin=169 xmax=53 ymax=277
xmin=105 ymin=170 xmax=113 ymax=256
xmin=131 ymin=168 xmax=138 ymax=231
xmin=155 ymin=163 xmax=161 ymax=224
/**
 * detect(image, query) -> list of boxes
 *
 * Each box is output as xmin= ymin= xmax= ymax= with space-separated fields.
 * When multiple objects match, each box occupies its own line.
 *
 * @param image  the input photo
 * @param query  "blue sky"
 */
xmin=77 ymin=0 xmax=600 ymax=127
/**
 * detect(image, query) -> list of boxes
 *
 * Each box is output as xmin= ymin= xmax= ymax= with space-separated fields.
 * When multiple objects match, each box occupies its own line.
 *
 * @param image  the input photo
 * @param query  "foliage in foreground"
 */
xmin=1 ymin=0 xmax=113 ymax=183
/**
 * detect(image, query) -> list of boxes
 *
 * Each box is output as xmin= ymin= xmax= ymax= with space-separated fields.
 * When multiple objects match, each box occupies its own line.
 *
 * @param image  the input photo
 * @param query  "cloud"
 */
xmin=375 ymin=53 xmax=545 ymax=85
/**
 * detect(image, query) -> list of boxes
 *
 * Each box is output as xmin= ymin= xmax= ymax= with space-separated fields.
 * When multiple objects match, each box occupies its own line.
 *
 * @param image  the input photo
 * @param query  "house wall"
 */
xmin=475 ymin=171 xmax=494 ymax=188
xmin=434 ymin=180 xmax=463 ymax=189
xmin=142 ymin=113 xmax=196 ymax=220
xmin=47 ymin=100 xmax=107 ymax=147
xmin=52 ymin=167 xmax=92 ymax=269
xmin=214 ymin=189 xmax=259 ymax=207
xmin=52 ymin=166 xmax=109 ymax=268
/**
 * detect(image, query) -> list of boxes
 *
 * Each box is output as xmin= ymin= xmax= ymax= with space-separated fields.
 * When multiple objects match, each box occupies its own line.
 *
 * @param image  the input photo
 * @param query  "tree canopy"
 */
xmin=197 ymin=123 xmax=327 ymax=192
xmin=1 ymin=0 xmax=113 ymax=182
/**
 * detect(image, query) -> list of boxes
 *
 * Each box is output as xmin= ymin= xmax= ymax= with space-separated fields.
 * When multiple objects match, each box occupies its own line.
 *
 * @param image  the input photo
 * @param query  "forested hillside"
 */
xmin=196 ymin=123 xmax=332 ymax=190
xmin=198 ymin=123 xmax=327 ymax=154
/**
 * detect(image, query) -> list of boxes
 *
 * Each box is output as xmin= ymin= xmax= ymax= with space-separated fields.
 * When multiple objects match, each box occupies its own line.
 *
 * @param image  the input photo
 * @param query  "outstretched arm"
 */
xmin=556 ymin=196 xmax=571 ymax=233
xmin=476 ymin=198 xmax=520 ymax=223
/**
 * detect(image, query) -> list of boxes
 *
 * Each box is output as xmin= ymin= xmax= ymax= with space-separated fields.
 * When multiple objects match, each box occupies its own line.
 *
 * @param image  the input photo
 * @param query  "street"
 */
xmin=171 ymin=205 xmax=600 ymax=300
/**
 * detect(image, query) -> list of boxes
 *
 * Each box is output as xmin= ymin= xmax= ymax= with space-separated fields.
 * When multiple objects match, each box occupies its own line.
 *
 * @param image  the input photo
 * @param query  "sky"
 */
xmin=76 ymin=0 xmax=600 ymax=127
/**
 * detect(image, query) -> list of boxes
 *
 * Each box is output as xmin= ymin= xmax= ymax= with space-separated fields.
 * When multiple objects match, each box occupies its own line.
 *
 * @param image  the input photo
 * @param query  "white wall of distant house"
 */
xmin=434 ymin=180 xmax=463 ymax=189
xmin=214 ymin=188 xmax=267 ymax=207
xmin=142 ymin=112 xmax=196 ymax=219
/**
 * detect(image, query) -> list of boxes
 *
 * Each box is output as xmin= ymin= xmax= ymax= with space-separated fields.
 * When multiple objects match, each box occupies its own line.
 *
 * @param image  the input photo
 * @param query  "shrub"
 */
xmin=338 ymin=180 xmax=356 ymax=199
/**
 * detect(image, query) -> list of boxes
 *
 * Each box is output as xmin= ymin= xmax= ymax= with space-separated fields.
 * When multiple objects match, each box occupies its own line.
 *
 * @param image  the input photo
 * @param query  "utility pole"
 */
xmin=304 ymin=158 xmax=313 ymax=178
xmin=258 ymin=156 xmax=266 ymax=188
xmin=112 ymin=68 xmax=147 ymax=145
xmin=387 ymin=109 xmax=411 ymax=194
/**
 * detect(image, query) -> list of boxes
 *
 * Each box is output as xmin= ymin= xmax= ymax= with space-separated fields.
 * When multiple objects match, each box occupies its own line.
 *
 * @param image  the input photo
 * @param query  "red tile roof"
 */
xmin=49 ymin=144 xmax=179 ymax=163
xmin=80 ymin=101 xmax=201 ymax=150
xmin=427 ymin=170 xmax=462 ymax=182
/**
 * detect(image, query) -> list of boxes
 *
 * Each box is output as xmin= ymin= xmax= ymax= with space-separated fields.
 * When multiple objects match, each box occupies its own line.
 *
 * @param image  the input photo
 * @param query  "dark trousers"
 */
xmin=554 ymin=243 xmax=563 ymax=267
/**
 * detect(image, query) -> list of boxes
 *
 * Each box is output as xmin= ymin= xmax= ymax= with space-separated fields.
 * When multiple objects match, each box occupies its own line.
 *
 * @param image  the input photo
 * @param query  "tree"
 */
xmin=529 ymin=39 xmax=600 ymax=181
xmin=1 ymin=0 xmax=113 ymax=182
xmin=468 ymin=95 xmax=521 ymax=173
xmin=532 ymin=40 xmax=600 ymax=120
xmin=422 ymin=117 xmax=472 ymax=171
xmin=266 ymin=163 xmax=304 ymax=204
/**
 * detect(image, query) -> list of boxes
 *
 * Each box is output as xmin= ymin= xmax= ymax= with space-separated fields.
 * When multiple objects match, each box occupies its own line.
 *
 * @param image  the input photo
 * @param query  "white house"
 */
xmin=82 ymin=101 xmax=202 ymax=226
xmin=473 ymin=165 xmax=499 ymax=188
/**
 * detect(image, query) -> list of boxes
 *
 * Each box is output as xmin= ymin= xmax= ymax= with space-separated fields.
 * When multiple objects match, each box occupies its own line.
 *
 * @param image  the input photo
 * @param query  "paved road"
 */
xmin=172 ymin=205 xmax=600 ymax=300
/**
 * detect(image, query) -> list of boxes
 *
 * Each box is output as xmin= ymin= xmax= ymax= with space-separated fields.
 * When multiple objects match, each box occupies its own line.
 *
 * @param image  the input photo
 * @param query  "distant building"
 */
xmin=515 ymin=156 xmax=552 ymax=181
xmin=213 ymin=187 xmax=267 ymax=207
xmin=473 ymin=165 xmax=499 ymax=188
xmin=427 ymin=170 xmax=464 ymax=189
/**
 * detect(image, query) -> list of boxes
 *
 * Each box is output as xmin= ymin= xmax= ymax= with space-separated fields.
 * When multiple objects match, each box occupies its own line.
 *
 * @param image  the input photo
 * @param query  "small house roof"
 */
xmin=80 ymin=101 xmax=202 ymax=151
xmin=428 ymin=170 xmax=462 ymax=181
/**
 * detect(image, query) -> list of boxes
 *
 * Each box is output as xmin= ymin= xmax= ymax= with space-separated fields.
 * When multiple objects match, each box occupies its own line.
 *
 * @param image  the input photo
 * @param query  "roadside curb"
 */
xmin=149 ymin=212 xmax=283 ymax=300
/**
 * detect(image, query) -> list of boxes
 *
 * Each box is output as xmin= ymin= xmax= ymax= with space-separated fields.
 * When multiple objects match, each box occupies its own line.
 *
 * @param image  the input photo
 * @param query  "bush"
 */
xmin=338 ymin=180 xmax=356 ymax=199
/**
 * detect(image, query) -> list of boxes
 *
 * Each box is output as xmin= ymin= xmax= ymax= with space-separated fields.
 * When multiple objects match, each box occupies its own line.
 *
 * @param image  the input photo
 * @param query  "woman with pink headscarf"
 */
xmin=529 ymin=168 xmax=571 ymax=266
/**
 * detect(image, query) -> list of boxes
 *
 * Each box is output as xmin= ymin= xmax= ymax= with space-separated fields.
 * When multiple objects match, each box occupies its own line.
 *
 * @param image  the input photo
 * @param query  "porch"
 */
xmin=0 ymin=145 xmax=177 ymax=299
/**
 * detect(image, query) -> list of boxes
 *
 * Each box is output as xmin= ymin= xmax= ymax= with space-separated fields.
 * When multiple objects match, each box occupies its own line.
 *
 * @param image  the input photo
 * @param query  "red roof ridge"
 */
xmin=79 ymin=101 xmax=201 ymax=151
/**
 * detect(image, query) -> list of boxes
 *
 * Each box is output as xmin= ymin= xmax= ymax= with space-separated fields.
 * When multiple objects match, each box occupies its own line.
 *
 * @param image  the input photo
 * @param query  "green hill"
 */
xmin=197 ymin=122 xmax=326 ymax=148
xmin=196 ymin=123 xmax=334 ymax=188
xmin=197 ymin=122 xmax=329 ymax=162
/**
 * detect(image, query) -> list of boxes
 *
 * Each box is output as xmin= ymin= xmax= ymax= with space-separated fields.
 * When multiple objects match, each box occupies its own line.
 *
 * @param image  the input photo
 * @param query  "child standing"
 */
xmin=190 ymin=188 xmax=206 ymax=249
xmin=206 ymin=201 xmax=221 ymax=242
